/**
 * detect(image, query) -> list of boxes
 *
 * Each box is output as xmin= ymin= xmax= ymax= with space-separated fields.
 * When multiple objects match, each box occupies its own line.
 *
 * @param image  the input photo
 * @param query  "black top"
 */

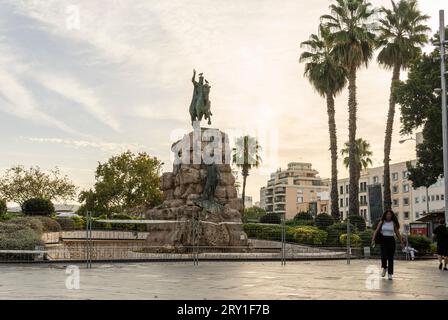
xmin=433 ymin=225 xmax=448 ymax=245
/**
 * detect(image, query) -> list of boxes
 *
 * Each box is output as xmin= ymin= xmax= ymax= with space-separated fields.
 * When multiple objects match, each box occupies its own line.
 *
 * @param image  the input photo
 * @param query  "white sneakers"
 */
xmin=381 ymin=268 xmax=387 ymax=277
xmin=388 ymin=274 xmax=393 ymax=280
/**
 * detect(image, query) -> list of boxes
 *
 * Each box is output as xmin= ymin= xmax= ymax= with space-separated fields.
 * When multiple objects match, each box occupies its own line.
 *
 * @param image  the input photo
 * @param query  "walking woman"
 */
xmin=371 ymin=210 xmax=404 ymax=280
xmin=433 ymin=219 xmax=448 ymax=271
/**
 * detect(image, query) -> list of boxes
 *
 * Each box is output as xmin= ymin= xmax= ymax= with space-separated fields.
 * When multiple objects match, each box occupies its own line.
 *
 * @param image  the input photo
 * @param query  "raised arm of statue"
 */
xmin=192 ymin=69 xmax=197 ymax=84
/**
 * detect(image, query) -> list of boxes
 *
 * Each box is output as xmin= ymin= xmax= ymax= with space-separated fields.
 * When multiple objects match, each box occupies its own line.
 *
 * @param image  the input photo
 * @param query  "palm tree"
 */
xmin=232 ymin=136 xmax=262 ymax=211
xmin=377 ymin=0 xmax=429 ymax=210
xmin=300 ymin=25 xmax=348 ymax=220
xmin=321 ymin=0 xmax=377 ymax=216
xmin=341 ymin=138 xmax=373 ymax=184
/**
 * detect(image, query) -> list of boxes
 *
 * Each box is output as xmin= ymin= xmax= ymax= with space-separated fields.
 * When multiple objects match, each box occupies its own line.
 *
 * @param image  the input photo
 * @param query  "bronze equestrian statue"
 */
xmin=189 ymin=69 xmax=212 ymax=126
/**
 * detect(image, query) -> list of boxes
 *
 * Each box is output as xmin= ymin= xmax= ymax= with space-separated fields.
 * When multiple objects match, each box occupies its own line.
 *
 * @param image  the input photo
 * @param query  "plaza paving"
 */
xmin=0 ymin=259 xmax=447 ymax=300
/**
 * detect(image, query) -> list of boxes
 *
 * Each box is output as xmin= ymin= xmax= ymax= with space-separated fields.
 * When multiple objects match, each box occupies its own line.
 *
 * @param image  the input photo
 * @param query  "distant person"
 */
xmin=402 ymin=245 xmax=418 ymax=261
xmin=371 ymin=210 xmax=404 ymax=280
xmin=433 ymin=219 xmax=448 ymax=271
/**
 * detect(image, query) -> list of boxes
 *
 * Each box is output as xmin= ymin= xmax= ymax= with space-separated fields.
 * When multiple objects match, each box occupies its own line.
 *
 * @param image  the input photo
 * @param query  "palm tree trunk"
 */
xmin=242 ymin=171 xmax=247 ymax=211
xmin=348 ymin=66 xmax=359 ymax=216
xmin=326 ymin=93 xmax=340 ymax=220
xmin=383 ymin=63 xmax=401 ymax=211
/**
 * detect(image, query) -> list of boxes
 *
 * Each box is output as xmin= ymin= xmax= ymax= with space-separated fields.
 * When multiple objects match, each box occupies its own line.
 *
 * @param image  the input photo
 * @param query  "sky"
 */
xmin=0 ymin=0 xmax=447 ymax=205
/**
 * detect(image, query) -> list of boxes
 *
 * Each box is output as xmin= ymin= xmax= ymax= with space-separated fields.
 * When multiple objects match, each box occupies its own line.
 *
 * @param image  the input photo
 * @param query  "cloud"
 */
xmin=26 ymin=137 xmax=146 ymax=153
xmin=35 ymin=74 xmax=121 ymax=131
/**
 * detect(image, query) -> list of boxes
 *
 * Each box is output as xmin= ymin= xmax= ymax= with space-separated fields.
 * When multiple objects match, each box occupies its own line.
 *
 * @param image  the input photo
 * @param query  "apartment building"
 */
xmin=336 ymin=159 xmax=446 ymax=231
xmin=260 ymin=162 xmax=329 ymax=220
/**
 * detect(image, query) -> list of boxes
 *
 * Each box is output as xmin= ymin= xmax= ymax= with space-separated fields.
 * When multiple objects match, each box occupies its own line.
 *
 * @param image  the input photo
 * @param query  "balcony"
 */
xmin=275 ymin=187 xmax=286 ymax=194
xmin=274 ymin=196 xmax=286 ymax=203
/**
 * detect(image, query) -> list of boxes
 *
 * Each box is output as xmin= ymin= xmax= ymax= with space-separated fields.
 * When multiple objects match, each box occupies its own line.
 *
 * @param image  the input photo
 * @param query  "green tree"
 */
xmin=300 ymin=25 xmax=347 ymax=220
xmin=322 ymin=0 xmax=377 ymax=217
xmin=242 ymin=206 xmax=266 ymax=223
xmin=78 ymin=151 xmax=163 ymax=217
xmin=341 ymin=138 xmax=373 ymax=193
xmin=0 ymin=166 xmax=77 ymax=208
xmin=395 ymin=30 xmax=448 ymax=186
xmin=232 ymin=136 xmax=262 ymax=211
xmin=377 ymin=0 xmax=429 ymax=210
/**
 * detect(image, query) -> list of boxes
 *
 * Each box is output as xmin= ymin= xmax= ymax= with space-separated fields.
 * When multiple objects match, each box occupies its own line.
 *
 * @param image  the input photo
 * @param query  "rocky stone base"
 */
xmin=145 ymin=129 xmax=249 ymax=252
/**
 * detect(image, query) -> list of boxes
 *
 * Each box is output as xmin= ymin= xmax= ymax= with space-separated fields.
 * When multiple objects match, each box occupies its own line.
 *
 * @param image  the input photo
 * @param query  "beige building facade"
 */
xmin=261 ymin=162 xmax=329 ymax=220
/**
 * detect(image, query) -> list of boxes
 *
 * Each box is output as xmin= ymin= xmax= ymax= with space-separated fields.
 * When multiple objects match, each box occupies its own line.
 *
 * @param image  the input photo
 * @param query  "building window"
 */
xmin=345 ymin=185 xmax=349 ymax=193
xmin=415 ymin=197 xmax=419 ymax=204
xmin=402 ymin=171 xmax=409 ymax=179
xmin=340 ymin=186 xmax=344 ymax=195
xmin=403 ymin=198 xmax=409 ymax=206
xmin=436 ymin=195 xmax=440 ymax=201
xmin=393 ymin=199 xmax=399 ymax=206
xmin=345 ymin=198 xmax=349 ymax=207
xmin=404 ymin=212 xmax=410 ymax=220
xmin=340 ymin=199 xmax=344 ymax=208
xmin=392 ymin=173 xmax=399 ymax=181
xmin=373 ymin=176 xmax=379 ymax=184
xmin=422 ymin=196 xmax=426 ymax=202
xmin=297 ymin=196 xmax=303 ymax=204
xmin=392 ymin=185 xmax=399 ymax=194
xmin=442 ymin=194 xmax=445 ymax=201
xmin=416 ymin=212 xmax=420 ymax=219
xmin=403 ymin=184 xmax=409 ymax=193
xmin=431 ymin=195 xmax=435 ymax=202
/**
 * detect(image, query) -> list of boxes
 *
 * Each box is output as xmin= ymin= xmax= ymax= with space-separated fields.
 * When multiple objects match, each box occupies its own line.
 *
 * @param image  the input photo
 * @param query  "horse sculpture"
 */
xmin=189 ymin=69 xmax=212 ymax=126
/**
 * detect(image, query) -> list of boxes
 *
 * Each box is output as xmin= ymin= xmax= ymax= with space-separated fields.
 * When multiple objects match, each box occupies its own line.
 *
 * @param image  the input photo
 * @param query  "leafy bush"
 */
xmin=22 ymin=198 xmax=55 ymax=216
xmin=358 ymin=230 xmax=374 ymax=247
xmin=294 ymin=212 xmax=313 ymax=221
xmin=326 ymin=222 xmax=355 ymax=245
xmin=72 ymin=216 xmax=86 ymax=230
xmin=0 ymin=222 xmax=44 ymax=250
xmin=56 ymin=217 xmax=76 ymax=231
xmin=293 ymin=226 xmax=327 ymax=245
xmin=244 ymin=223 xmax=326 ymax=244
xmin=315 ymin=213 xmax=334 ymax=230
xmin=0 ymin=220 xmax=44 ymax=250
xmin=345 ymin=215 xmax=366 ymax=232
xmin=259 ymin=213 xmax=282 ymax=224
xmin=0 ymin=199 xmax=7 ymax=217
xmin=407 ymin=235 xmax=432 ymax=255
xmin=33 ymin=216 xmax=61 ymax=232
xmin=285 ymin=219 xmax=315 ymax=227
xmin=6 ymin=217 xmax=43 ymax=234
xmin=242 ymin=207 xmax=266 ymax=223
xmin=339 ymin=233 xmax=362 ymax=247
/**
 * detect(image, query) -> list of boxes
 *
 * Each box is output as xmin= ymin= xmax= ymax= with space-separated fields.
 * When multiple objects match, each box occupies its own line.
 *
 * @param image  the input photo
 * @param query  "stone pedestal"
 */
xmin=145 ymin=128 xmax=248 ymax=252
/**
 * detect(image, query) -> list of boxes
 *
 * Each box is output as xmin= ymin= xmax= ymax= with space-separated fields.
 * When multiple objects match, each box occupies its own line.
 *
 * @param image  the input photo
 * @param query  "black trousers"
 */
xmin=381 ymin=236 xmax=396 ymax=275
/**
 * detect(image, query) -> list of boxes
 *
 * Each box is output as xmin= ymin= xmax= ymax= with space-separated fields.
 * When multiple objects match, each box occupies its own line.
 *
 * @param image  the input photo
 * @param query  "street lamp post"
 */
xmin=439 ymin=10 xmax=448 ymax=225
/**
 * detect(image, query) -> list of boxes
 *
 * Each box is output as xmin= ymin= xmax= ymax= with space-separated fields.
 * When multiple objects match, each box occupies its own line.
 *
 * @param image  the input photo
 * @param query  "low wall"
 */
xmin=41 ymin=231 xmax=149 ymax=244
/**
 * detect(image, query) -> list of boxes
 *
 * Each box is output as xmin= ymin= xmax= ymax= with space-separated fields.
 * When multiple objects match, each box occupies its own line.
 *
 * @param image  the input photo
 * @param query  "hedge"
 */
xmin=35 ymin=216 xmax=61 ymax=232
xmin=358 ymin=230 xmax=374 ymax=247
xmin=0 ymin=200 xmax=7 ymax=216
xmin=294 ymin=212 xmax=313 ymax=221
xmin=0 ymin=221 xmax=44 ymax=250
xmin=326 ymin=222 xmax=355 ymax=245
xmin=345 ymin=215 xmax=366 ymax=232
xmin=315 ymin=213 xmax=334 ymax=230
xmin=243 ymin=223 xmax=328 ymax=245
xmin=22 ymin=198 xmax=55 ymax=216
xmin=339 ymin=233 xmax=362 ymax=247
xmin=407 ymin=235 xmax=432 ymax=255
xmin=56 ymin=217 xmax=76 ymax=231
xmin=6 ymin=217 xmax=44 ymax=234
xmin=293 ymin=226 xmax=327 ymax=245
xmin=259 ymin=213 xmax=282 ymax=224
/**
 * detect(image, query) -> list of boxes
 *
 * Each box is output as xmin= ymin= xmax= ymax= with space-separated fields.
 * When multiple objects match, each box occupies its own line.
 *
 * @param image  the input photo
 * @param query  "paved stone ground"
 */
xmin=0 ymin=260 xmax=447 ymax=300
